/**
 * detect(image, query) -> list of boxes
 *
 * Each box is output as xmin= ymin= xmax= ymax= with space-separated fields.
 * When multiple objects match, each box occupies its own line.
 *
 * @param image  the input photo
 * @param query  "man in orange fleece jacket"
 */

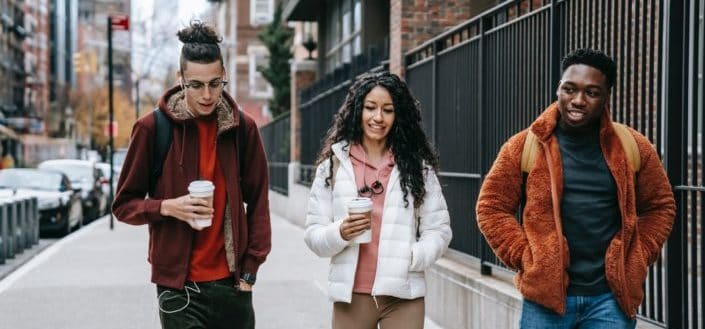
xmin=476 ymin=48 xmax=675 ymax=329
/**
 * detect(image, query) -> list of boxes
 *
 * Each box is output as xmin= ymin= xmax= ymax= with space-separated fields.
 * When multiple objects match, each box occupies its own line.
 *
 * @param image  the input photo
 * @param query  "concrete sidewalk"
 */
xmin=0 ymin=213 xmax=331 ymax=329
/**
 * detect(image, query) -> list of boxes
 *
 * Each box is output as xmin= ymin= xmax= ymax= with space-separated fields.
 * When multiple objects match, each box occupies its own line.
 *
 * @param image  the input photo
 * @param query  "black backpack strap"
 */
xmin=148 ymin=108 xmax=244 ymax=195
xmin=150 ymin=108 xmax=172 ymax=194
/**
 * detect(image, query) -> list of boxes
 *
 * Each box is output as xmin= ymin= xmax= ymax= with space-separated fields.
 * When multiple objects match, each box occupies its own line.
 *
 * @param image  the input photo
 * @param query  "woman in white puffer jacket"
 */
xmin=304 ymin=72 xmax=452 ymax=329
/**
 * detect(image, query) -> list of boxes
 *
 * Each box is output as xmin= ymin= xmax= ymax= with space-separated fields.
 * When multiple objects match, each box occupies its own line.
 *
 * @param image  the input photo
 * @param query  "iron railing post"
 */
xmin=664 ymin=0 xmax=688 ymax=328
xmin=478 ymin=15 xmax=492 ymax=276
xmin=549 ymin=0 xmax=563 ymax=97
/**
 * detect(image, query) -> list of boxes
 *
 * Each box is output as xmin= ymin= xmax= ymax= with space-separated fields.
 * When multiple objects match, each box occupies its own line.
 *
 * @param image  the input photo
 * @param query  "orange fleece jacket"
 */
xmin=476 ymin=102 xmax=675 ymax=318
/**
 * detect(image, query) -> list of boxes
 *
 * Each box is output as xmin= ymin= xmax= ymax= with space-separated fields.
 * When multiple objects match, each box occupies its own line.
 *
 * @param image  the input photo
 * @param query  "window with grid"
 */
xmin=250 ymin=0 xmax=273 ymax=26
xmin=248 ymin=45 xmax=273 ymax=98
xmin=325 ymin=0 xmax=361 ymax=73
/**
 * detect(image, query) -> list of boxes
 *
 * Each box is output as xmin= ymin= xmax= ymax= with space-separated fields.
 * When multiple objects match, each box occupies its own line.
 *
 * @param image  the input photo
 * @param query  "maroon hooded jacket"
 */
xmin=112 ymin=86 xmax=271 ymax=289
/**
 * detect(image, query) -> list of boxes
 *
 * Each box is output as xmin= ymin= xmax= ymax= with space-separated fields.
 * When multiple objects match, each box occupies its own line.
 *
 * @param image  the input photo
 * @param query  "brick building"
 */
xmin=281 ymin=0 xmax=496 ymax=162
xmin=0 ymin=0 xmax=28 ymax=119
xmin=207 ymin=0 xmax=275 ymax=127
xmin=23 ymin=0 xmax=50 ymax=133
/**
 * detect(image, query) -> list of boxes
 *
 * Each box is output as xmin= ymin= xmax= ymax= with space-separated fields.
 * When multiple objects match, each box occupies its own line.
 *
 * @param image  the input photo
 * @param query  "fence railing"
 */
xmin=298 ymin=57 xmax=389 ymax=186
xmin=0 ymin=197 xmax=39 ymax=265
xmin=405 ymin=0 xmax=702 ymax=327
xmin=260 ymin=113 xmax=291 ymax=195
xmin=301 ymin=40 xmax=390 ymax=105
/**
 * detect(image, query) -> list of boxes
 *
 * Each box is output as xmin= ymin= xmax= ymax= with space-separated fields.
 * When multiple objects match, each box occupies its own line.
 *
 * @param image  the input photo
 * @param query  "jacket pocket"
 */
xmin=623 ymin=238 xmax=650 ymax=311
xmin=408 ymin=241 xmax=423 ymax=273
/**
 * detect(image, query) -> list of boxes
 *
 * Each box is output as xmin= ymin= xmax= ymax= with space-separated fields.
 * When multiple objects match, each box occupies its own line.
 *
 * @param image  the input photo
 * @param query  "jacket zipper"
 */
xmin=599 ymin=133 xmax=629 ymax=309
xmin=369 ymin=167 xmax=398 ymax=299
xmin=540 ymin=140 xmax=567 ymax=312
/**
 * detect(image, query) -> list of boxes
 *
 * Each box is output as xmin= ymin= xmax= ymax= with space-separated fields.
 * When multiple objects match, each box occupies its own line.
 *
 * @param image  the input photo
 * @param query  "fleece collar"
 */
xmin=529 ymin=101 xmax=618 ymax=141
xmin=157 ymin=85 xmax=242 ymax=135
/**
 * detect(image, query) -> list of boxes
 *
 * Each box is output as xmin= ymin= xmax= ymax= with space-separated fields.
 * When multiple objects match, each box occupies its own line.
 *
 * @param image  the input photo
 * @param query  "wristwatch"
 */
xmin=240 ymin=272 xmax=256 ymax=285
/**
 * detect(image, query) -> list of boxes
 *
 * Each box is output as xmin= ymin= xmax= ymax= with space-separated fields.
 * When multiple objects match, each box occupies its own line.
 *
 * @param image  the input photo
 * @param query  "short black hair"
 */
xmin=561 ymin=48 xmax=616 ymax=89
xmin=177 ymin=20 xmax=223 ymax=73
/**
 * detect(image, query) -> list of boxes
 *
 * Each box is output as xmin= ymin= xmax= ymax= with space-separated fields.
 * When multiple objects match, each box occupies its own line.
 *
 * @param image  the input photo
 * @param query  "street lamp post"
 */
xmin=108 ymin=14 xmax=129 ymax=230
xmin=134 ymin=78 xmax=140 ymax=119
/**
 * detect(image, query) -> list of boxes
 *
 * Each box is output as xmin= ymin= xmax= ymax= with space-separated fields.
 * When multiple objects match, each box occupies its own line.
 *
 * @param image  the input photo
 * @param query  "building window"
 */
xmin=250 ymin=0 xmax=274 ymax=26
xmin=325 ymin=0 xmax=362 ymax=73
xmin=248 ymin=46 xmax=272 ymax=99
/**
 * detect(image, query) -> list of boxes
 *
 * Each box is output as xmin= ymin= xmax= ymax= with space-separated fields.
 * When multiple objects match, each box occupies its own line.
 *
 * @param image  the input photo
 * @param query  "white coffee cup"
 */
xmin=188 ymin=180 xmax=215 ymax=228
xmin=346 ymin=197 xmax=373 ymax=244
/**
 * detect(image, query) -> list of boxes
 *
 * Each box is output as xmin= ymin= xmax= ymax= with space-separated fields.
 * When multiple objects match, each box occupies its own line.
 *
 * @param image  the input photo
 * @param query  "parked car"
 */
xmin=112 ymin=148 xmax=128 ymax=177
xmin=96 ymin=162 xmax=119 ymax=210
xmin=0 ymin=168 xmax=83 ymax=235
xmin=37 ymin=159 xmax=107 ymax=221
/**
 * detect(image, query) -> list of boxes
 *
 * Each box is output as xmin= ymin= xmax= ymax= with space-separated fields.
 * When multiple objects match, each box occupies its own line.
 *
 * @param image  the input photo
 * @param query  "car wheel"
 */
xmin=75 ymin=201 xmax=84 ymax=229
xmin=58 ymin=209 xmax=71 ymax=237
xmin=73 ymin=200 xmax=84 ymax=229
xmin=84 ymin=202 xmax=98 ymax=222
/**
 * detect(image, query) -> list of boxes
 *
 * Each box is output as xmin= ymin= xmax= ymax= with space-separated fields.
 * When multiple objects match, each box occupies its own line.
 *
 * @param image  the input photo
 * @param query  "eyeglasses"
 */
xmin=181 ymin=78 xmax=228 ymax=93
xmin=358 ymin=180 xmax=384 ymax=197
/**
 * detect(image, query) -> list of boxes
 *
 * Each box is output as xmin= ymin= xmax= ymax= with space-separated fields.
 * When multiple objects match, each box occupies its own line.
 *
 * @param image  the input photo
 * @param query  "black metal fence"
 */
xmin=404 ymin=0 xmax=702 ymax=327
xmin=298 ymin=48 xmax=389 ymax=185
xmin=260 ymin=113 xmax=290 ymax=195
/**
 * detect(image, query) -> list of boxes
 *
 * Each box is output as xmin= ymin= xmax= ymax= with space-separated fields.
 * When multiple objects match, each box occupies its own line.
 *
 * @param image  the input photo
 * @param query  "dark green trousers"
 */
xmin=157 ymin=278 xmax=254 ymax=329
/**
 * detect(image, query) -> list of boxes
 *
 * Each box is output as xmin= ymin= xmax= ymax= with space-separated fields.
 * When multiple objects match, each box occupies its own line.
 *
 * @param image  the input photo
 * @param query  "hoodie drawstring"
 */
xmin=179 ymin=124 xmax=186 ymax=168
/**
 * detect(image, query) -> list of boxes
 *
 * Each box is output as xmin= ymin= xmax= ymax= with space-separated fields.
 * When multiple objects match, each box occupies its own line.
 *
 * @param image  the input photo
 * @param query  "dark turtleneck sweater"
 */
xmin=556 ymin=125 xmax=621 ymax=296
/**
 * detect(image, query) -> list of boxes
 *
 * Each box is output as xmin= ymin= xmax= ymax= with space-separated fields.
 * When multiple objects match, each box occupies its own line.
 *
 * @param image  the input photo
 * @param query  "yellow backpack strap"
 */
xmin=521 ymin=130 xmax=539 ymax=173
xmin=612 ymin=123 xmax=641 ymax=173
xmin=330 ymin=156 xmax=340 ymax=189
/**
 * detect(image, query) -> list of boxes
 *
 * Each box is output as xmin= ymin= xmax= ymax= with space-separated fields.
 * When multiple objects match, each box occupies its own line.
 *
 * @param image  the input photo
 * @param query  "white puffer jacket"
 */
xmin=304 ymin=141 xmax=452 ymax=303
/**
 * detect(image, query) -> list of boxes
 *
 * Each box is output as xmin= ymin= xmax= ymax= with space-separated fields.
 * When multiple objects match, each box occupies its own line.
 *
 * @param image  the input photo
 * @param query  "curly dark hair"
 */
xmin=177 ymin=20 xmax=223 ymax=73
xmin=315 ymin=71 xmax=439 ymax=208
xmin=561 ymin=48 xmax=616 ymax=89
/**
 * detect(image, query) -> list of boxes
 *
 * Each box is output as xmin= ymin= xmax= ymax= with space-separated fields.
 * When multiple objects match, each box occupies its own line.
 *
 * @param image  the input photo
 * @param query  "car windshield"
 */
xmin=40 ymin=163 xmax=93 ymax=182
xmin=0 ymin=170 xmax=63 ymax=191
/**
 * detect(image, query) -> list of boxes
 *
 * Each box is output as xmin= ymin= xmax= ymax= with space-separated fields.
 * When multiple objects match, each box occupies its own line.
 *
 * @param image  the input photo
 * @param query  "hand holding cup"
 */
xmin=341 ymin=198 xmax=373 ymax=243
xmin=159 ymin=180 xmax=215 ymax=231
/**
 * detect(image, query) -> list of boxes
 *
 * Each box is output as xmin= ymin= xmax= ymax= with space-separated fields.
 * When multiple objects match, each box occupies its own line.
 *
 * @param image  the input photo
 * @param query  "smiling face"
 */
xmin=360 ymin=86 xmax=395 ymax=147
xmin=556 ymin=64 xmax=610 ymax=133
xmin=178 ymin=61 xmax=225 ymax=117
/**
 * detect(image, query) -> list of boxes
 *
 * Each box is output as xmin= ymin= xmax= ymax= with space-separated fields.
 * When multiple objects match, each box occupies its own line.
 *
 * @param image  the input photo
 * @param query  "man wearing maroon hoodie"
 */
xmin=112 ymin=21 xmax=271 ymax=329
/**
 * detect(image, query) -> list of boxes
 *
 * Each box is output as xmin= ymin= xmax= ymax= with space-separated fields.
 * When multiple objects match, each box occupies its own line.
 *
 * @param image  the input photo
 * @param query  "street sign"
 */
xmin=110 ymin=15 xmax=129 ymax=31
xmin=104 ymin=121 xmax=118 ymax=137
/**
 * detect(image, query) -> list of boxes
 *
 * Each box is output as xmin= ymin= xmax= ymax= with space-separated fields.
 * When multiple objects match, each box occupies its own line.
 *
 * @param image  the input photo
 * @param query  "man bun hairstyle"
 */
xmin=561 ymin=48 xmax=616 ymax=89
xmin=177 ymin=20 xmax=223 ymax=73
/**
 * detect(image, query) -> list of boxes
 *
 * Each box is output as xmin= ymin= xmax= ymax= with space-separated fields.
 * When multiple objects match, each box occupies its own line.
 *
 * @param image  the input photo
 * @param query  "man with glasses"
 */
xmin=113 ymin=21 xmax=271 ymax=329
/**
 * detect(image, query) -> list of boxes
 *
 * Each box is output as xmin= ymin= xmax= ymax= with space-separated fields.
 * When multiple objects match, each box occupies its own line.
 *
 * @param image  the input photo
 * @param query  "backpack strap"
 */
xmin=150 ymin=108 xmax=172 ymax=194
xmin=330 ymin=156 xmax=340 ymax=189
xmin=521 ymin=130 xmax=539 ymax=173
xmin=149 ymin=108 xmax=248 ymax=195
xmin=612 ymin=122 xmax=641 ymax=173
xmin=520 ymin=124 xmax=640 ymax=173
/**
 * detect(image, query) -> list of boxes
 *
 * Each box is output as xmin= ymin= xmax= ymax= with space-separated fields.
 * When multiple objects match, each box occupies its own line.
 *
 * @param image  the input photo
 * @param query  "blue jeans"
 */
xmin=520 ymin=293 xmax=636 ymax=329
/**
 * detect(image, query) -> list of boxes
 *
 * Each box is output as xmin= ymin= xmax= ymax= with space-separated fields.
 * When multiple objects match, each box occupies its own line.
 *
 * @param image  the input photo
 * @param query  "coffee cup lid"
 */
xmin=188 ymin=180 xmax=214 ymax=193
xmin=347 ymin=197 xmax=372 ymax=208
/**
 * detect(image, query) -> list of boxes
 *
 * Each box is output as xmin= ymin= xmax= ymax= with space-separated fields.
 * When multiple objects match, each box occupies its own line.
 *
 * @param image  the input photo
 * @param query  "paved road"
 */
xmin=0 ymin=214 xmax=331 ymax=329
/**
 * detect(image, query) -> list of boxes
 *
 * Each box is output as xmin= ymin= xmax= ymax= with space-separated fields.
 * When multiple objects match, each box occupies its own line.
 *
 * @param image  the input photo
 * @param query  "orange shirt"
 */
xmin=188 ymin=115 xmax=231 ymax=281
xmin=349 ymin=143 xmax=395 ymax=293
